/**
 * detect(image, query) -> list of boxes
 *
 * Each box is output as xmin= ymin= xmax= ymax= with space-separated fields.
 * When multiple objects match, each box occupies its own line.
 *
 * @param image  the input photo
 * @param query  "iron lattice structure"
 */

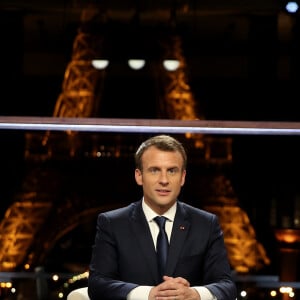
xmin=0 ymin=4 xmax=270 ymax=274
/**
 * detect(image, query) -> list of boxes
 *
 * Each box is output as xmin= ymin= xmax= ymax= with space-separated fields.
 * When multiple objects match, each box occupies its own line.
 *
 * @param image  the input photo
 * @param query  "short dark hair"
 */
xmin=135 ymin=135 xmax=187 ymax=170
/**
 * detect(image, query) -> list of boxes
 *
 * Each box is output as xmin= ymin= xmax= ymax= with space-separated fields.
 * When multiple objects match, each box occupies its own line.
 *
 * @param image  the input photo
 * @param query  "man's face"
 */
xmin=135 ymin=146 xmax=186 ymax=214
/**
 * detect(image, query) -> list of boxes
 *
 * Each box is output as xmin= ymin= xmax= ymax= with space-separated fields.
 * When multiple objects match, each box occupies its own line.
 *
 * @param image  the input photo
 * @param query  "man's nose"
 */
xmin=159 ymin=171 xmax=169 ymax=184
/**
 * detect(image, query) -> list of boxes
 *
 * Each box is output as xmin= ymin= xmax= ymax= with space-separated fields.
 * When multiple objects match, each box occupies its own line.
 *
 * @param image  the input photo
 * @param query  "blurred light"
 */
xmin=91 ymin=59 xmax=109 ymax=69
xmin=24 ymin=264 xmax=30 ymax=270
xmin=128 ymin=59 xmax=146 ymax=70
xmin=11 ymin=287 xmax=16 ymax=294
xmin=68 ymin=271 xmax=89 ymax=284
xmin=240 ymin=290 xmax=247 ymax=297
xmin=163 ymin=59 xmax=180 ymax=71
xmin=274 ymin=229 xmax=300 ymax=243
xmin=58 ymin=292 xmax=64 ymax=298
xmin=270 ymin=290 xmax=277 ymax=297
xmin=285 ymin=1 xmax=299 ymax=13
xmin=289 ymin=291 xmax=295 ymax=297
xmin=52 ymin=274 xmax=59 ymax=281
xmin=280 ymin=286 xmax=293 ymax=294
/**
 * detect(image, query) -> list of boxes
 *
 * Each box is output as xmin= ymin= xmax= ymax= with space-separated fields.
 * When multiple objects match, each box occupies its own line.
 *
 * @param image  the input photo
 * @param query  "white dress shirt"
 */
xmin=127 ymin=199 xmax=217 ymax=300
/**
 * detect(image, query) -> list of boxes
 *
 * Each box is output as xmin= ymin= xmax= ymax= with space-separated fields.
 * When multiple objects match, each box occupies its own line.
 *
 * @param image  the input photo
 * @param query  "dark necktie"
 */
xmin=154 ymin=216 xmax=169 ymax=279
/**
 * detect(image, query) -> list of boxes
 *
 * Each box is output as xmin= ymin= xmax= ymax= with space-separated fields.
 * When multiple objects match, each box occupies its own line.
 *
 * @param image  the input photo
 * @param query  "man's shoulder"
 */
xmin=101 ymin=200 xmax=141 ymax=218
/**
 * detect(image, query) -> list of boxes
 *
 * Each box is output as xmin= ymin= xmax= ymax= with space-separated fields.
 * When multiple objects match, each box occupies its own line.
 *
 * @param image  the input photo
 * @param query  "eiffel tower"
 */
xmin=0 ymin=3 xmax=270 ymax=278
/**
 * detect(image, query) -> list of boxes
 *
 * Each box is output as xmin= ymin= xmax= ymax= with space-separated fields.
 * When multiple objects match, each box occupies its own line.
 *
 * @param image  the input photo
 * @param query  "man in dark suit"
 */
xmin=88 ymin=135 xmax=237 ymax=300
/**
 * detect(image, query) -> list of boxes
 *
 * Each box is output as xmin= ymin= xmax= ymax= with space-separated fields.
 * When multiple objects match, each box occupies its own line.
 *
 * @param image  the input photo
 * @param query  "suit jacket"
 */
xmin=88 ymin=200 xmax=237 ymax=300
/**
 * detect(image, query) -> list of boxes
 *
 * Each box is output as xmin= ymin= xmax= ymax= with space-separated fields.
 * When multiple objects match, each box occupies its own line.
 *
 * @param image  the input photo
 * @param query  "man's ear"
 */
xmin=135 ymin=168 xmax=143 ymax=186
xmin=181 ymin=170 xmax=186 ymax=186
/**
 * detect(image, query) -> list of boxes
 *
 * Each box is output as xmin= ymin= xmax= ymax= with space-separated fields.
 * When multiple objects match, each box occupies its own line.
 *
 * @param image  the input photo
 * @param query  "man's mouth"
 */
xmin=156 ymin=189 xmax=170 ymax=195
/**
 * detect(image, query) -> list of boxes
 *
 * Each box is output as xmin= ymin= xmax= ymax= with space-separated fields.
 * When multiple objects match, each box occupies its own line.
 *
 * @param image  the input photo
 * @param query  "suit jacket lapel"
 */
xmin=166 ymin=202 xmax=190 ymax=275
xmin=130 ymin=201 xmax=159 ymax=282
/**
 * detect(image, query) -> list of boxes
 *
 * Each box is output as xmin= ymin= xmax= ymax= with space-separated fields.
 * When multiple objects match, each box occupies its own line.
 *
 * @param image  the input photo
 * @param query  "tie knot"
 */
xmin=154 ymin=216 xmax=167 ymax=229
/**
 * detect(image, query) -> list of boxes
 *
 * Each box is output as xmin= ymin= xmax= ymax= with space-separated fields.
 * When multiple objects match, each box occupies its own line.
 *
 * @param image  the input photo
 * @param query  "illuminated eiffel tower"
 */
xmin=0 ymin=3 xmax=269 ymax=275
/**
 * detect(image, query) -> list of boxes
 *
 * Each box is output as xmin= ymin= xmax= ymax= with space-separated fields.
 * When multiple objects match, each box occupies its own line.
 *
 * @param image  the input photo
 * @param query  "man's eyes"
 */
xmin=148 ymin=168 xmax=179 ymax=174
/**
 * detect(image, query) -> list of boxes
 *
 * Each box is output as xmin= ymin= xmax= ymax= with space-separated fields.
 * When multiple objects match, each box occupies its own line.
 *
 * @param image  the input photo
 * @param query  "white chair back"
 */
xmin=67 ymin=287 xmax=90 ymax=300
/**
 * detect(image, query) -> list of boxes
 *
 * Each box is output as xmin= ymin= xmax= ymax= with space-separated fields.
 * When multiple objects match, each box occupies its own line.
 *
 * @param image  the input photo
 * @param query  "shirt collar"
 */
xmin=142 ymin=197 xmax=177 ymax=222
